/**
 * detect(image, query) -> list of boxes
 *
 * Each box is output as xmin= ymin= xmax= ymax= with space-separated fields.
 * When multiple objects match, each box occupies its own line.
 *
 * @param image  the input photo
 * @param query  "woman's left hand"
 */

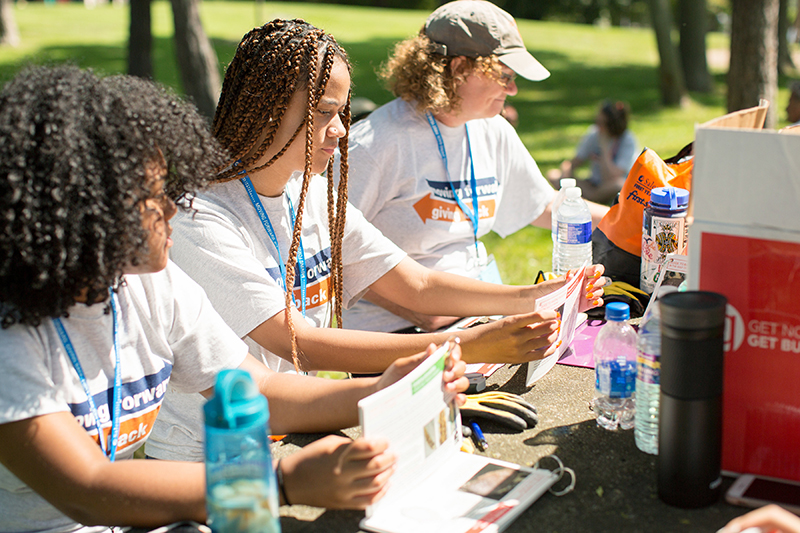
xmin=573 ymin=264 xmax=607 ymax=313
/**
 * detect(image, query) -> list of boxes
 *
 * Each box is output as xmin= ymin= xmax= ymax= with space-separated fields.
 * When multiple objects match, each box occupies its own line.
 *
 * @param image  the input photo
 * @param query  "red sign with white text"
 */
xmin=699 ymin=232 xmax=800 ymax=482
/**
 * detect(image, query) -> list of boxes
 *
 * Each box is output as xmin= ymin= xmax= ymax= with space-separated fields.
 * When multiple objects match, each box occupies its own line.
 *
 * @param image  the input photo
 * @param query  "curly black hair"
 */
xmin=0 ymin=65 xmax=228 ymax=327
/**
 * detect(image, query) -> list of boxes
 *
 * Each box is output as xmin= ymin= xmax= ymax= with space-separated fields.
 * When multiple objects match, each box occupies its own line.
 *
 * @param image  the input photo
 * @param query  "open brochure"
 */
xmin=525 ymin=265 xmax=587 ymax=386
xmin=358 ymin=342 xmax=560 ymax=533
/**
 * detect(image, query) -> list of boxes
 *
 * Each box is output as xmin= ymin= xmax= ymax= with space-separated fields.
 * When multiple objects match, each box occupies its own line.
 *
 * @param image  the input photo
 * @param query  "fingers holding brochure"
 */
xmin=279 ymin=435 xmax=397 ymax=510
xmin=457 ymin=310 xmax=561 ymax=365
xmin=375 ymin=340 xmax=469 ymax=403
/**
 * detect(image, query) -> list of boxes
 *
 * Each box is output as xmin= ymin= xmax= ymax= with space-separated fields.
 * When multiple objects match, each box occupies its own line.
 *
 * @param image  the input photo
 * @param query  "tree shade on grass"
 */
xmin=1 ymin=1 xmax=797 ymax=283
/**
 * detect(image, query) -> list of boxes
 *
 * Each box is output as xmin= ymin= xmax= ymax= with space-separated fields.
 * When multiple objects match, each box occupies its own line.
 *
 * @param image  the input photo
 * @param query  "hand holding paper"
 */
xmin=279 ymin=435 xmax=396 ymax=510
xmin=375 ymin=342 xmax=468 ymax=403
xmin=577 ymin=264 xmax=607 ymax=312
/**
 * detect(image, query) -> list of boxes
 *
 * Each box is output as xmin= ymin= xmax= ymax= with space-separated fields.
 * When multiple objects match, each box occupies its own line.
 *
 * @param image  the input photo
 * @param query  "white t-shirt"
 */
xmin=340 ymin=98 xmax=556 ymax=333
xmin=0 ymin=262 xmax=247 ymax=533
xmin=147 ymin=172 xmax=406 ymax=461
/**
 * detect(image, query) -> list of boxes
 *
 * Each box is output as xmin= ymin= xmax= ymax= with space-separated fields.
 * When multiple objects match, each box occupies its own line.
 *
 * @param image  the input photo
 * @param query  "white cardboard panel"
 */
xmin=692 ymin=127 xmax=800 ymax=232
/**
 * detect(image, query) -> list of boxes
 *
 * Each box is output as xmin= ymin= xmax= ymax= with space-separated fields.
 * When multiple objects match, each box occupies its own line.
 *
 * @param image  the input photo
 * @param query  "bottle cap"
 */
xmin=565 ymin=186 xmax=582 ymax=199
xmin=605 ymin=301 xmax=630 ymax=321
xmin=650 ymin=187 xmax=689 ymax=210
xmin=204 ymin=369 xmax=269 ymax=430
xmin=560 ymin=178 xmax=576 ymax=189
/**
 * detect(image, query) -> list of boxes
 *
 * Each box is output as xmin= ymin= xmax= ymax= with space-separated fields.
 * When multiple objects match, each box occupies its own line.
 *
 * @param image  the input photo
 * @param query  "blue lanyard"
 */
xmin=240 ymin=175 xmax=307 ymax=317
xmin=425 ymin=112 xmax=480 ymax=253
xmin=53 ymin=290 xmax=122 ymax=461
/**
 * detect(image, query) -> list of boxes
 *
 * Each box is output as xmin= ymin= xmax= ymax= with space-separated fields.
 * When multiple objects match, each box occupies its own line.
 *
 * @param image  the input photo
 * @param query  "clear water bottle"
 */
xmin=551 ymin=178 xmax=577 ymax=275
xmin=553 ymin=186 xmax=592 ymax=276
xmin=593 ymin=302 xmax=637 ymax=431
xmin=634 ymin=285 xmax=678 ymax=454
xmin=205 ymin=369 xmax=281 ymax=533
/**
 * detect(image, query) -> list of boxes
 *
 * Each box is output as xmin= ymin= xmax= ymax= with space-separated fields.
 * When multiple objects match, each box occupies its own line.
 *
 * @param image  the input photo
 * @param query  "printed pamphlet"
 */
xmin=358 ymin=342 xmax=560 ymax=533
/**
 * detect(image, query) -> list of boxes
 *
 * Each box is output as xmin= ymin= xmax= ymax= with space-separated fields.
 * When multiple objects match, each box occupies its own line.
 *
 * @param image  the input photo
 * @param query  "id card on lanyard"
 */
xmin=53 ymin=290 xmax=122 ymax=461
xmin=240 ymin=173 xmax=308 ymax=317
xmin=425 ymin=113 xmax=502 ymax=284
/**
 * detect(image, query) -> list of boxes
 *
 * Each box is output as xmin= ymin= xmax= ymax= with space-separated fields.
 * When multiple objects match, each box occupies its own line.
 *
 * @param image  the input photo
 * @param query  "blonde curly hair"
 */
xmin=379 ymin=32 xmax=505 ymax=116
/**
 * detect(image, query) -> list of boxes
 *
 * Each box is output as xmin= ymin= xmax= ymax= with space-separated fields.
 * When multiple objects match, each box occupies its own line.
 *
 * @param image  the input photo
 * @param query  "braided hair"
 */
xmin=213 ymin=19 xmax=352 ymax=372
xmin=0 ymin=65 xmax=227 ymax=328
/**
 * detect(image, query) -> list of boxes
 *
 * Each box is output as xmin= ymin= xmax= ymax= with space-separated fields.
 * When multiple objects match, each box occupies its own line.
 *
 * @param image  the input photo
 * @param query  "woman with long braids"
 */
xmin=0 ymin=65 xmax=468 ymax=528
xmin=152 ymin=19 xmax=605 ymax=462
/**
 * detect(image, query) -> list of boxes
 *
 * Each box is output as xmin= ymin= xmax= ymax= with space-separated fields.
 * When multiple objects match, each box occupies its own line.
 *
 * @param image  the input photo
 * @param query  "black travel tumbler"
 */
xmin=657 ymin=291 xmax=727 ymax=508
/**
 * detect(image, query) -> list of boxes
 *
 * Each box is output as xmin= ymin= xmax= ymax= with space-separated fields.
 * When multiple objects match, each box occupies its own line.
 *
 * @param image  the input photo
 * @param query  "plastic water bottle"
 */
xmin=551 ymin=178 xmax=577 ymax=274
xmin=634 ymin=285 xmax=678 ymax=454
xmin=553 ymin=186 xmax=592 ymax=276
xmin=593 ymin=302 xmax=637 ymax=431
xmin=205 ymin=369 xmax=281 ymax=533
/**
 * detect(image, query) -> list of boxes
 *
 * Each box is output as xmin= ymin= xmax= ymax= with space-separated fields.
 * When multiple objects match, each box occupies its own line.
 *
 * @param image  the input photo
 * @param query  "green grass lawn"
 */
xmin=1 ymin=1 xmax=797 ymax=284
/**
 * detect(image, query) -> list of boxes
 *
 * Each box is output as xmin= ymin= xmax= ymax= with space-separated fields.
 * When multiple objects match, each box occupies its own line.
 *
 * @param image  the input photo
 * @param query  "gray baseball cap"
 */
xmin=424 ymin=0 xmax=550 ymax=81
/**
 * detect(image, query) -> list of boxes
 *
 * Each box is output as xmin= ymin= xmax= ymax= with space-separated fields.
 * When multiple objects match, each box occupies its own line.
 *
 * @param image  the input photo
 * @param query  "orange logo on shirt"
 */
xmin=413 ymin=194 xmax=496 ymax=224
xmin=291 ymin=275 xmax=331 ymax=310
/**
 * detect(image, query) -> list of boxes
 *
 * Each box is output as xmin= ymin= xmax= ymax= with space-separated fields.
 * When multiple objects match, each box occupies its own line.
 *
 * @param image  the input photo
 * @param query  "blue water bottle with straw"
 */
xmin=204 ymin=369 xmax=280 ymax=533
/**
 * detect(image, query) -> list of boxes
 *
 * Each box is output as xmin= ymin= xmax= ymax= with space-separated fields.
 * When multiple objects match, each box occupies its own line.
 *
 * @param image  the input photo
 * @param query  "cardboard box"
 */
xmin=689 ymin=125 xmax=800 ymax=482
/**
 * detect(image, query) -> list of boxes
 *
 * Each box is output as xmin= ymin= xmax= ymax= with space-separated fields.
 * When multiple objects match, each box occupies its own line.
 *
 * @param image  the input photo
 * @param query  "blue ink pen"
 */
xmin=469 ymin=421 xmax=488 ymax=451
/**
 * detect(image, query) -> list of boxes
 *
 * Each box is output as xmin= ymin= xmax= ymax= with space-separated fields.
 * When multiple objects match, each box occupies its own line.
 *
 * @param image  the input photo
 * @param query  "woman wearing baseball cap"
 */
xmin=337 ymin=0 xmax=609 ymax=335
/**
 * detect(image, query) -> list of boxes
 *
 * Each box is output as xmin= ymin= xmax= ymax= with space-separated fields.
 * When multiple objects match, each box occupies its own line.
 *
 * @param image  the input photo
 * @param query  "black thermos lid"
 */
xmin=660 ymin=291 xmax=728 ymax=400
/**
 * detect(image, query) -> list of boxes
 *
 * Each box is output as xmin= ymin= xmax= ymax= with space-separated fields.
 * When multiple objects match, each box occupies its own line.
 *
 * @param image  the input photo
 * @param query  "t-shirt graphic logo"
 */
xmin=414 ymin=177 xmax=498 ymax=224
xmin=265 ymin=248 xmax=332 ymax=310
xmin=69 ymin=364 xmax=172 ymax=452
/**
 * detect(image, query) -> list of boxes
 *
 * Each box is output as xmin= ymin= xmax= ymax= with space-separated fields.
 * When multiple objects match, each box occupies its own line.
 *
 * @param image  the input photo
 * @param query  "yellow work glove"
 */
xmin=600 ymin=280 xmax=650 ymax=318
xmin=460 ymin=391 xmax=538 ymax=432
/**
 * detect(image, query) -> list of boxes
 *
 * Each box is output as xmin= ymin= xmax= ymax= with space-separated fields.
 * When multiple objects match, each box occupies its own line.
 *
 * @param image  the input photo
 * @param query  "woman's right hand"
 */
xmin=457 ymin=309 xmax=561 ymax=365
xmin=279 ymin=435 xmax=396 ymax=510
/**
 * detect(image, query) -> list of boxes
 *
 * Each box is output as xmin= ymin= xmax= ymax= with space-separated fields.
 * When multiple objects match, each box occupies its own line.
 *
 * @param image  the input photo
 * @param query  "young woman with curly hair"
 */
xmin=0 ymin=65 xmax=468 ymax=530
xmin=154 ymin=18 xmax=605 ymax=462
xmin=338 ymin=0 xmax=610 ymax=335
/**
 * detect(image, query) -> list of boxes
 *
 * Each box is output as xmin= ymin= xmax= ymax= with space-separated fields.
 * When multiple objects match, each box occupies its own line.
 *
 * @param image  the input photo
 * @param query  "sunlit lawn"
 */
xmin=1 ymin=1 xmax=797 ymax=283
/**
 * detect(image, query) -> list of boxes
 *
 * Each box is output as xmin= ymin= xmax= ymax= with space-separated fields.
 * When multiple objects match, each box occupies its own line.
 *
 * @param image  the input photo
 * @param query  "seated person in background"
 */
xmin=548 ymin=100 xmax=639 ymax=205
xmin=0 ymin=66 xmax=468 ymax=531
xmin=337 ymin=0 xmax=609 ymax=335
xmin=786 ymin=81 xmax=800 ymax=126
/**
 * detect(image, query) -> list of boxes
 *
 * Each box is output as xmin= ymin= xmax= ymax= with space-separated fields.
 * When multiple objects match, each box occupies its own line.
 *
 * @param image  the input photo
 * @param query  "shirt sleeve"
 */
xmin=0 ymin=327 xmax=67 ymax=424
xmin=491 ymin=118 xmax=556 ymax=237
xmin=154 ymin=262 xmax=249 ymax=394
xmin=170 ymin=205 xmax=287 ymax=340
xmin=575 ymin=126 xmax=600 ymax=161
xmin=340 ymin=201 xmax=407 ymax=308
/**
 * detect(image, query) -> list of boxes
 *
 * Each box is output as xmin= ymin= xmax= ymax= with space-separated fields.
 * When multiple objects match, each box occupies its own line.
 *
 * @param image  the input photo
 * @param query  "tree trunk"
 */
xmin=778 ymin=0 xmax=795 ymax=74
xmin=728 ymin=0 xmax=779 ymax=129
xmin=678 ymin=0 xmax=712 ymax=93
xmin=647 ymin=0 xmax=688 ymax=106
xmin=0 ymin=0 xmax=20 ymax=48
xmin=128 ymin=0 xmax=153 ymax=79
xmin=170 ymin=0 xmax=221 ymax=122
